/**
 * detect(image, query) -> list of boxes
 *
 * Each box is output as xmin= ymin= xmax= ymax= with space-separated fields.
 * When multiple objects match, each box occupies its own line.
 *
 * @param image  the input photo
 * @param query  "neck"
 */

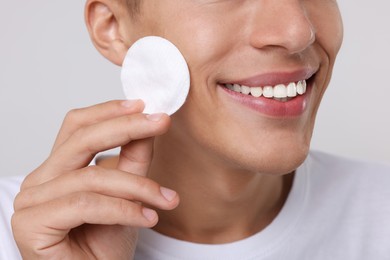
xmin=148 ymin=133 xmax=294 ymax=244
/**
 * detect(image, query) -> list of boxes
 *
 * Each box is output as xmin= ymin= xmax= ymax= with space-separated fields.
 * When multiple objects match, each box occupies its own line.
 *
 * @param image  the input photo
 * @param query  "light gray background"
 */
xmin=1 ymin=1 xmax=389 ymax=177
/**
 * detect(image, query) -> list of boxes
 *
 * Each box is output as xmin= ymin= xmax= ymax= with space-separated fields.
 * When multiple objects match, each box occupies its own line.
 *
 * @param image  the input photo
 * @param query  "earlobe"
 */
xmin=85 ymin=0 xmax=129 ymax=66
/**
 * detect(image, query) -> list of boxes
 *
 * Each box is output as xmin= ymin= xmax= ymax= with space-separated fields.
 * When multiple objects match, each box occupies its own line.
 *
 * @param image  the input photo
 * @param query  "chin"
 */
xmin=215 ymin=134 xmax=312 ymax=175
xmin=172 ymin=99 xmax=316 ymax=175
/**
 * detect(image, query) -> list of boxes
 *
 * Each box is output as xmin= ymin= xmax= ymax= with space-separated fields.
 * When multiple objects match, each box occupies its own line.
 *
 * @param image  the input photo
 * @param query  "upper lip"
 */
xmin=219 ymin=67 xmax=318 ymax=87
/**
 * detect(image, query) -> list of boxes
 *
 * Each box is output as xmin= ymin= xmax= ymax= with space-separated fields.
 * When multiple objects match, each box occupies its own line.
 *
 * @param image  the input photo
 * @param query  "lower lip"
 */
xmin=219 ymin=84 xmax=311 ymax=118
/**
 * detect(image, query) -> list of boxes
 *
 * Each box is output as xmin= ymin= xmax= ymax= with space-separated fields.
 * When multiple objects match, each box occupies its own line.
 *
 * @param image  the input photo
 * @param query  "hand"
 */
xmin=12 ymin=100 xmax=179 ymax=259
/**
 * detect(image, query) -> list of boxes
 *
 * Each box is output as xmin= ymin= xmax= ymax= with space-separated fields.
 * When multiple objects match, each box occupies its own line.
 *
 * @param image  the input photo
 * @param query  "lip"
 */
xmin=220 ymin=68 xmax=317 ymax=87
xmin=218 ymin=69 xmax=317 ymax=118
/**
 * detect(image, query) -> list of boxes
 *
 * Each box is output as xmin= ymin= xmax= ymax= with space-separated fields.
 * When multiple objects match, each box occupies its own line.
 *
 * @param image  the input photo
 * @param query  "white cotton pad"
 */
xmin=121 ymin=36 xmax=190 ymax=115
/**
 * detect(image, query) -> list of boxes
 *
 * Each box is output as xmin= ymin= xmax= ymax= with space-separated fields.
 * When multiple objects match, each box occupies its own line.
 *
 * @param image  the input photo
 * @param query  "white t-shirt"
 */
xmin=0 ymin=175 xmax=24 ymax=260
xmin=1 ymin=151 xmax=390 ymax=260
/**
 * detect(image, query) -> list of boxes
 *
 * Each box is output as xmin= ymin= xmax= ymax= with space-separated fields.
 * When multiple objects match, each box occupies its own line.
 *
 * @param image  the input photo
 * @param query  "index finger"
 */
xmin=52 ymin=99 xmax=145 ymax=152
xmin=22 ymin=113 xmax=170 ymax=189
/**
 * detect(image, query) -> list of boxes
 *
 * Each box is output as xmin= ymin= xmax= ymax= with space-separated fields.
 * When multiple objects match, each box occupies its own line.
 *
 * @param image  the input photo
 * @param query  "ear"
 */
xmin=85 ymin=0 xmax=131 ymax=66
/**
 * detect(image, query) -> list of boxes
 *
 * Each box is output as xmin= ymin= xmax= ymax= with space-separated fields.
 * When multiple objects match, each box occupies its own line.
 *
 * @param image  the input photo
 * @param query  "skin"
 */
xmin=12 ymin=0 xmax=343 ymax=258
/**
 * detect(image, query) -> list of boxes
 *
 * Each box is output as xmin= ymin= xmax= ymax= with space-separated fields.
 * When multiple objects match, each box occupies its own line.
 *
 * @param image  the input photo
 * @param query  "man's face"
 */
xmin=128 ymin=0 xmax=343 ymax=174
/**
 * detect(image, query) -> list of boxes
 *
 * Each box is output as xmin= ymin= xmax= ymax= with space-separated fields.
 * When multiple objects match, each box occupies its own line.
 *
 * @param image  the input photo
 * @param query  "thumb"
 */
xmin=117 ymin=137 xmax=155 ymax=176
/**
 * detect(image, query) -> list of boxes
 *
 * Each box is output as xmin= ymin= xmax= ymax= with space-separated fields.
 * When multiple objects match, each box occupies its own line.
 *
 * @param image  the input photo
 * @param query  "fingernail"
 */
xmin=121 ymin=99 xmax=141 ymax=108
xmin=146 ymin=113 xmax=164 ymax=122
xmin=160 ymin=187 xmax=177 ymax=202
xmin=142 ymin=208 xmax=157 ymax=222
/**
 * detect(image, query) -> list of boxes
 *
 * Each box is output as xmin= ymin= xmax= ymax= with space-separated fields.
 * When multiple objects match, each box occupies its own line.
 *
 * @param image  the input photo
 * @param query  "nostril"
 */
xmin=309 ymin=28 xmax=316 ymax=44
xmin=249 ymin=4 xmax=316 ymax=54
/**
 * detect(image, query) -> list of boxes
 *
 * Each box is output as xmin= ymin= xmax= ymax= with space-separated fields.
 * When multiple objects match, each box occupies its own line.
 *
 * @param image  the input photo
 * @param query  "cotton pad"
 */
xmin=121 ymin=36 xmax=190 ymax=115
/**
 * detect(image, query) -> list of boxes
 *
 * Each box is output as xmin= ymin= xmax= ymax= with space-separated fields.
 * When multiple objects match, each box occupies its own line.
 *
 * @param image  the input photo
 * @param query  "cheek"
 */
xmin=155 ymin=8 xmax=239 ymax=74
xmin=308 ymin=2 xmax=344 ymax=58
xmin=154 ymin=13 xmax=240 ymax=119
xmin=176 ymin=22 xmax=233 ymax=73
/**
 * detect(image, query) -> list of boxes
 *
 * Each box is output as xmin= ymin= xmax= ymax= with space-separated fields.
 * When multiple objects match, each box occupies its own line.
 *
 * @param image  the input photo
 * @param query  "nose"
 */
xmin=249 ymin=1 xmax=315 ymax=54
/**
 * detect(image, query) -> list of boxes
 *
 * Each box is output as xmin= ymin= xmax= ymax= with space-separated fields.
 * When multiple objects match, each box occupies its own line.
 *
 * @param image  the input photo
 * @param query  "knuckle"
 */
xmin=69 ymin=192 xmax=95 ymax=212
xmin=70 ymin=127 xmax=92 ymax=153
xmin=19 ymin=169 xmax=40 ymax=190
xmin=19 ymin=175 xmax=32 ymax=191
xmin=118 ymin=199 xmax=133 ymax=217
xmin=10 ymin=213 xmax=26 ymax=243
xmin=10 ymin=212 xmax=29 ymax=241
xmin=71 ymin=126 xmax=87 ymax=141
xmin=64 ymin=108 xmax=82 ymax=126
xmin=133 ymin=175 xmax=159 ymax=194
xmin=13 ymin=191 xmax=27 ymax=211
xmin=105 ymin=100 xmax=120 ymax=107
xmin=123 ymin=113 xmax=143 ymax=129
xmin=133 ymin=175 xmax=148 ymax=190
xmin=11 ymin=212 xmax=49 ymax=257
xmin=120 ymin=148 xmax=151 ymax=166
xmin=10 ymin=211 xmax=21 ymax=229
xmin=80 ymin=166 xmax=105 ymax=190
xmin=124 ymin=113 xmax=136 ymax=123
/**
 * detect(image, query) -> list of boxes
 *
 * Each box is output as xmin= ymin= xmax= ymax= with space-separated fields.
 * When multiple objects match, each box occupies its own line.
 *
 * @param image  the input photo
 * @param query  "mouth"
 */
xmin=223 ymin=79 xmax=308 ymax=102
xmin=218 ymin=71 xmax=317 ymax=117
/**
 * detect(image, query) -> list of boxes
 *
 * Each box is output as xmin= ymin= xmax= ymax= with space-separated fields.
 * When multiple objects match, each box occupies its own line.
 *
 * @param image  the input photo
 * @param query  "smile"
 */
xmin=224 ymin=80 xmax=307 ymax=102
xmin=218 ymin=70 xmax=317 ymax=117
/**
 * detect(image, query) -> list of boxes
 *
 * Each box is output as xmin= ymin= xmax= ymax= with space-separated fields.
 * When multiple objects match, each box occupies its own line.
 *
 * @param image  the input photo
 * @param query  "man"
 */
xmin=2 ymin=0 xmax=389 ymax=259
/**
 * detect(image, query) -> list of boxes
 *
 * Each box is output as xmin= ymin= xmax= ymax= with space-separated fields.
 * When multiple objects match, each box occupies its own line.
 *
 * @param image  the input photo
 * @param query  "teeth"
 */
xmin=287 ymin=82 xmax=297 ymax=97
xmin=273 ymin=84 xmax=287 ymax=98
xmin=263 ymin=86 xmax=274 ymax=98
xmin=233 ymin=84 xmax=241 ymax=93
xmin=296 ymin=80 xmax=306 ymax=95
xmin=226 ymin=83 xmax=234 ymax=90
xmin=224 ymin=80 xmax=307 ymax=100
xmin=241 ymin=85 xmax=251 ymax=95
xmin=302 ymin=80 xmax=307 ymax=93
xmin=250 ymin=87 xmax=262 ymax=97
